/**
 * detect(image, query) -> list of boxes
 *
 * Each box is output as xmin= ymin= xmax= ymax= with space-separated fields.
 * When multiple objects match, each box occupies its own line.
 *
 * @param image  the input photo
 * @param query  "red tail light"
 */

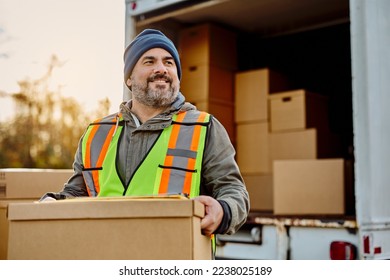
xmin=330 ymin=241 xmax=357 ymax=260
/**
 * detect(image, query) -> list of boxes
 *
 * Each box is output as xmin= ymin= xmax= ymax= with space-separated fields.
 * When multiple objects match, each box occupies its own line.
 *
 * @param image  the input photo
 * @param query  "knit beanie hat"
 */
xmin=123 ymin=29 xmax=182 ymax=86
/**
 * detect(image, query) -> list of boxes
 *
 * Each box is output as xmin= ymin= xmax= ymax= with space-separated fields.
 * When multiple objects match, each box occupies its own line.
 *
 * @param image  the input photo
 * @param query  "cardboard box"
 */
xmin=179 ymin=23 xmax=237 ymax=70
xmin=0 ymin=201 xmax=8 ymax=260
xmin=181 ymin=64 xmax=234 ymax=103
xmin=269 ymin=127 xmax=343 ymax=161
xmin=0 ymin=199 xmax=33 ymax=259
xmin=0 ymin=168 xmax=73 ymax=199
xmin=273 ymin=159 xmax=345 ymax=215
xmin=0 ymin=202 xmax=6 ymax=259
xmin=235 ymin=68 xmax=291 ymax=124
xmin=268 ymin=89 xmax=329 ymax=132
xmin=269 ymin=128 xmax=317 ymax=165
xmin=236 ymin=121 xmax=270 ymax=174
xmin=7 ymin=197 xmax=212 ymax=260
xmin=243 ymin=174 xmax=273 ymax=212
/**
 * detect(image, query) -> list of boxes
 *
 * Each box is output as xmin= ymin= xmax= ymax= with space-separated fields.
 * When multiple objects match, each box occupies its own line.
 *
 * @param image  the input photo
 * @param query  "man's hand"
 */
xmin=39 ymin=196 xmax=56 ymax=202
xmin=193 ymin=195 xmax=224 ymax=236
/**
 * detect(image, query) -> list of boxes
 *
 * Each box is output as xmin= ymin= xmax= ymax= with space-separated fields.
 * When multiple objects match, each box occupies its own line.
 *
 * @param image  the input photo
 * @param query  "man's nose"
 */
xmin=153 ymin=61 xmax=168 ymax=74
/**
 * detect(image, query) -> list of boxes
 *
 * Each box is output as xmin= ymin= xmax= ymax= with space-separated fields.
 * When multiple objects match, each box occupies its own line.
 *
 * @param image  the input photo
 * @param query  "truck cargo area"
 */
xmin=125 ymin=0 xmax=390 ymax=259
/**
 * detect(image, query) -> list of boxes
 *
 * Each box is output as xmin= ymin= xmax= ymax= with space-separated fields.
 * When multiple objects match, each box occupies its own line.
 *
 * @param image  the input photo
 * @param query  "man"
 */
xmin=41 ymin=29 xmax=249 ymax=236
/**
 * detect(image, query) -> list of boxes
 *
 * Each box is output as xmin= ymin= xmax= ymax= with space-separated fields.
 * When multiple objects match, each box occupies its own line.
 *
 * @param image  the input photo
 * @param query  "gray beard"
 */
xmin=131 ymin=82 xmax=178 ymax=109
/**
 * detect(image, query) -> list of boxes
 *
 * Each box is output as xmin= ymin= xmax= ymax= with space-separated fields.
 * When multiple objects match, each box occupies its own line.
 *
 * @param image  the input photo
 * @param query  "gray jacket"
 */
xmin=46 ymin=92 xmax=249 ymax=235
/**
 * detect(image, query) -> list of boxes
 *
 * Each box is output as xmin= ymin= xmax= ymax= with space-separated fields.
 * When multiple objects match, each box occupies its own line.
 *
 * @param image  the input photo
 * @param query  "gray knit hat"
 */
xmin=123 ymin=29 xmax=181 ymax=87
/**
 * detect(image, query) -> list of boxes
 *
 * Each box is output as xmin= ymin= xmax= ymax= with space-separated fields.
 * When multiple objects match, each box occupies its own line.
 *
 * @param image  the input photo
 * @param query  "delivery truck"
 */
xmin=123 ymin=0 xmax=390 ymax=259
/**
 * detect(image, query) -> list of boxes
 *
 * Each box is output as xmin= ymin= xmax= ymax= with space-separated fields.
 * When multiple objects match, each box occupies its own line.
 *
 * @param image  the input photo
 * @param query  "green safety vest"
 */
xmin=81 ymin=110 xmax=210 ymax=198
xmin=81 ymin=110 xmax=216 ymax=257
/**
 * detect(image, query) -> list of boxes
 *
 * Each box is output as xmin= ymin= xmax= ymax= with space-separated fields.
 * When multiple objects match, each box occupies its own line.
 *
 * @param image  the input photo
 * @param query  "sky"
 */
xmin=0 ymin=0 xmax=126 ymax=120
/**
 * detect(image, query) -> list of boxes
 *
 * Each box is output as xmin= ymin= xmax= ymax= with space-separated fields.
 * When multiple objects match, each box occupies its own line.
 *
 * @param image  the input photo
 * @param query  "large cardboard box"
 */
xmin=243 ymin=174 xmax=273 ymax=212
xmin=0 ymin=199 xmax=33 ymax=259
xmin=235 ymin=68 xmax=291 ymax=124
xmin=236 ymin=121 xmax=270 ymax=174
xmin=179 ymin=23 xmax=237 ymax=70
xmin=181 ymin=64 xmax=234 ymax=104
xmin=0 ymin=168 xmax=73 ymax=199
xmin=7 ymin=197 xmax=212 ymax=260
xmin=273 ymin=159 xmax=345 ymax=215
xmin=268 ymin=89 xmax=329 ymax=132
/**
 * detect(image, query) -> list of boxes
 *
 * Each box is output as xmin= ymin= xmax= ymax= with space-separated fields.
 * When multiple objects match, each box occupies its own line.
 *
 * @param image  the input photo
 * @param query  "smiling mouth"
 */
xmin=149 ymin=80 xmax=170 ymax=90
xmin=151 ymin=79 xmax=169 ymax=84
xmin=148 ymin=74 xmax=172 ymax=84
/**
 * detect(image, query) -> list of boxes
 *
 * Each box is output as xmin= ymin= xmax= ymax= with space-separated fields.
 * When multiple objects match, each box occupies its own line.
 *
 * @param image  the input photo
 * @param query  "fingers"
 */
xmin=193 ymin=195 xmax=224 ymax=236
xmin=40 ymin=197 xmax=56 ymax=202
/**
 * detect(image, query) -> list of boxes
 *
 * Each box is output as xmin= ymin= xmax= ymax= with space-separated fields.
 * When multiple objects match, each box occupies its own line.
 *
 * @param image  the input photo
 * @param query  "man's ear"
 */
xmin=126 ymin=78 xmax=131 ymax=87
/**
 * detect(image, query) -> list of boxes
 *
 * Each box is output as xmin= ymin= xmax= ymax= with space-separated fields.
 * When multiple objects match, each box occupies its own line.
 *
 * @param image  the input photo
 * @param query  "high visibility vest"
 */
xmin=80 ymin=111 xmax=210 ymax=198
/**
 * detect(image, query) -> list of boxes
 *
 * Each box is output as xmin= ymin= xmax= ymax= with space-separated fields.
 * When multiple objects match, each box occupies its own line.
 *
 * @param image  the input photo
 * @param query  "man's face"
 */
xmin=127 ymin=48 xmax=180 ymax=108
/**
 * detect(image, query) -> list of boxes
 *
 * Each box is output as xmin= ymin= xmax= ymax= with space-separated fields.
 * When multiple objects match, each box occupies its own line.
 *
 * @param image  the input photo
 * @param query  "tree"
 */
xmin=0 ymin=55 xmax=110 ymax=168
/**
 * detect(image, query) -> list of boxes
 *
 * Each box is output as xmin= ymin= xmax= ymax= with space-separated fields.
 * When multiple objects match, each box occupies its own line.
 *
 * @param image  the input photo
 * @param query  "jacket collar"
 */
xmin=119 ymin=92 xmax=196 ymax=125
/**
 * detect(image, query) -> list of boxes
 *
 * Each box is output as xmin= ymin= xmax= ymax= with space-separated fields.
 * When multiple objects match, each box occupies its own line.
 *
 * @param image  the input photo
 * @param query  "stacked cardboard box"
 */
xmin=234 ymin=68 xmax=291 ymax=211
xmin=179 ymin=23 xmax=237 ymax=143
xmin=268 ymin=89 xmax=343 ymax=164
xmin=0 ymin=168 xmax=73 ymax=259
xmin=234 ymin=69 xmax=346 ymax=214
xmin=267 ymin=89 xmax=345 ymax=215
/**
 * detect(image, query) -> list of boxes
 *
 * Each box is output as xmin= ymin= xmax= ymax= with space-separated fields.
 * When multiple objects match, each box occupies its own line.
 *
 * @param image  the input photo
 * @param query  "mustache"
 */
xmin=147 ymin=73 xmax=173 ymax=83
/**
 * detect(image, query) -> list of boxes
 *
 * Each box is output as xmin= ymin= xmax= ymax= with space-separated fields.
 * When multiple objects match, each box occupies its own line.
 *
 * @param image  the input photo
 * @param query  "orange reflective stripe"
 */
xmin=182 ymin=112 xmax=207 ymax=195
xmin=182 ymin=158 xmax=195 ymax=195
xmin=85 ymin=118 xmax=102 ymax=195
xmin=159 ymin=155 xmax=173 ymax=194
xmin=94 ymin=116 xmax=118 ymax=194
xmin=190 ymin=112 xmax=207 ymax=151
xmin=159 ymin=112 xmax=186 ymax=194
xmin=96 ymin=118 xmax=117 ymax=167
xmin=168 ymin=112 xmax=185 ymax=148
